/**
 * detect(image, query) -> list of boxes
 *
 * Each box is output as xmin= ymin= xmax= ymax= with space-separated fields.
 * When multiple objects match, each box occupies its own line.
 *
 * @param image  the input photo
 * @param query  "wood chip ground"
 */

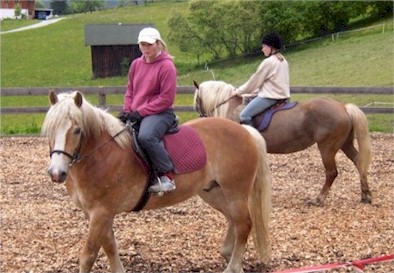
xmin=0 ymin=133 xmax=393 ymax=272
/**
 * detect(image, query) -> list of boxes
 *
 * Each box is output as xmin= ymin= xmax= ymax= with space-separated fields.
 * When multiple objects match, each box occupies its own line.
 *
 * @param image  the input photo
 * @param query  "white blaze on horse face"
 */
xmin=48 ymin=121 xmax=72 ymax=183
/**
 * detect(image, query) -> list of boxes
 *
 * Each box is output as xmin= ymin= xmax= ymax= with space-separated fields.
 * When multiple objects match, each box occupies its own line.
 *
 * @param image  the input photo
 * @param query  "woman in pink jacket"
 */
xmin=118 ymin=27 xmax=177 ymax=194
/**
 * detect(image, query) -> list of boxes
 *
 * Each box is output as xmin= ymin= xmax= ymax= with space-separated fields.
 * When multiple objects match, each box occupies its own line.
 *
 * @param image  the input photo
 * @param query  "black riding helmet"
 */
xmin=262 ymin=32 xmax=282 ymax=50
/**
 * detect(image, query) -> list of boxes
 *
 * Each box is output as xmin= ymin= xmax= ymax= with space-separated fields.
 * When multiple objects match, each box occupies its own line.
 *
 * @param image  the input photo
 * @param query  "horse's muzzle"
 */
xmin=48 ymin=167 xmax=68 ymax=183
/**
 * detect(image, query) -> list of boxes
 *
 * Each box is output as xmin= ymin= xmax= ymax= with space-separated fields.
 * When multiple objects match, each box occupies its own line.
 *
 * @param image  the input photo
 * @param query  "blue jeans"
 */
xmin=239 ymin=97 xmax=278 ymax=123
xmin=137 ymin=110 xmax=175 ymax=174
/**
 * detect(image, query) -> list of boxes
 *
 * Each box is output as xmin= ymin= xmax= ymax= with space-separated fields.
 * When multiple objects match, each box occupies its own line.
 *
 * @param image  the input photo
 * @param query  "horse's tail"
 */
xmin=345 ymin=103 xmax=372 ymax=179
xmin=243 ymin=125 xmax=272 ymax=262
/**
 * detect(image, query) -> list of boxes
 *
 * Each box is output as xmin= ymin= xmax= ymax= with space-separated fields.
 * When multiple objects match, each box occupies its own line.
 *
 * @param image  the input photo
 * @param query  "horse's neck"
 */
xmin=80 ymin=133 xmax=102 ymax=156
xmin=226 ymin=96 xmax=243 ymax=121
xmin=79 ymin=131 xmax=123 ymax=163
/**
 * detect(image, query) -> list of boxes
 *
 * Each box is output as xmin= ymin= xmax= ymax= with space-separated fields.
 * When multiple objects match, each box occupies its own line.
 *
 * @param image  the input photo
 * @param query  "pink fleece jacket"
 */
xmin=123 ymin=51 xmax=177 ymax=116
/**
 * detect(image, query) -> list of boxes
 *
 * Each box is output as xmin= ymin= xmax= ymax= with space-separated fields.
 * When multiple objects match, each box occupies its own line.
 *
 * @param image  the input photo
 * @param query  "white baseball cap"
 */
xmin=138 ymin=27 xmax=161 ymax=44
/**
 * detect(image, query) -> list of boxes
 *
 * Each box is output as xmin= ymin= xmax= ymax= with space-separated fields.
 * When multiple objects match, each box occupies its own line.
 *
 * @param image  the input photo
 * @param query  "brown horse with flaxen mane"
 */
xmin=42 ymin=90 xmax=272 ymax=273
xmin=194 ymin=80 xmax=372 ymax=206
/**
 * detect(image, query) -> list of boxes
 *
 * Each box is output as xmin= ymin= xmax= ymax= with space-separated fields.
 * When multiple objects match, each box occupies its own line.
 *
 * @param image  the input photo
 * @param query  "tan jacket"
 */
xmin=237 ymin=53 xmax=290 ymax=99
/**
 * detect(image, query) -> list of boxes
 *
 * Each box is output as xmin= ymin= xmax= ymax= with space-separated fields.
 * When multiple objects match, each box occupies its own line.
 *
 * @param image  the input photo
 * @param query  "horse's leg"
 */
xmin=309 ymin=145 xmax=338 ymax=206
xmin=223 ymin=199 xmax=252 ymax=273
xmin=221 ymin=223 xmax=236 ymax=262
xmin=199 ymin=190 xmax=235 ymax=262
xmin=79 ymin=212 xmax=124 ymax=273
xmin=101 ymin=226 xmax=125 ymax=273
xmin=341 ymin=141 xmax=372 ymax=203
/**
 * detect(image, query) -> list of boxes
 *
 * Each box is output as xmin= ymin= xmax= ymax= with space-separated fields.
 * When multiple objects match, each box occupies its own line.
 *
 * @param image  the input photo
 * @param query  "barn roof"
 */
xmin=84 ymin=23 xmax=154 ymax=46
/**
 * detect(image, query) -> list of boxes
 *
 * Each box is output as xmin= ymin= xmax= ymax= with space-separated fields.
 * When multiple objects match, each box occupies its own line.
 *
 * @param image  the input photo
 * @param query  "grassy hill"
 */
xmin=1 ymin=1 xmax=191 ymax=87
xmin=1 ymin=2 xmax=393 ymax=88
xmin=0 ymin=2 xmax=393 ymax=134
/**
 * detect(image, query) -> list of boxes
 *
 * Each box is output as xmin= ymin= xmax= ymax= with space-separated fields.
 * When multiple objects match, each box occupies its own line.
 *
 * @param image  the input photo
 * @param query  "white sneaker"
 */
xmin=148 ymin=176 xmax=176 ymax=193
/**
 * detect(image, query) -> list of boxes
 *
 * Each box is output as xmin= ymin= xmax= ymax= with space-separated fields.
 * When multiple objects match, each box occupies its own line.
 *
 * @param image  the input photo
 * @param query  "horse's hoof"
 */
xmin=361 ymin=190 xmax=372 ymax=203
xmin=306 ymin=199 xmax=324 ymax=207
xmin=361 ymin=195 xmax=372 ymax=204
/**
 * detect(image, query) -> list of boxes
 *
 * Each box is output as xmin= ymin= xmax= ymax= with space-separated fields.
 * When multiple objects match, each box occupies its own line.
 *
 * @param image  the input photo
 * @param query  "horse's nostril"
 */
xmin=59 ymin=171 xmax=67 ymax=182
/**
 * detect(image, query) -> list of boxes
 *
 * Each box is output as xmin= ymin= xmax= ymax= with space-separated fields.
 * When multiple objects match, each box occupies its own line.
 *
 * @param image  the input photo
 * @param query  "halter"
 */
xmin=195 ymin=88 xmax=237 ymax=117
xmin=49 ymin=124 xmax=130 ymax=166
xmin=50 ymin=132 xmax=84 ymax=166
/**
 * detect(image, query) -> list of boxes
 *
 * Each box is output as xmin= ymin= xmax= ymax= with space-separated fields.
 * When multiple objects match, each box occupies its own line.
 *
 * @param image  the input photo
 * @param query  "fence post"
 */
xmin=98 ymin=93 xmax=106 ymax=108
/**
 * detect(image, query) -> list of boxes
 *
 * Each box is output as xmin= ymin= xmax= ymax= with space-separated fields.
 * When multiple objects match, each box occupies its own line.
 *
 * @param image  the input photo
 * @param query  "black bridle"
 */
xmin=49 ymin=132 xmax=84 ymax=166
xmin=49 ymin=124 xmax=130 ymax=166
xmin=50 ymin=149 xmax=82 ymax=165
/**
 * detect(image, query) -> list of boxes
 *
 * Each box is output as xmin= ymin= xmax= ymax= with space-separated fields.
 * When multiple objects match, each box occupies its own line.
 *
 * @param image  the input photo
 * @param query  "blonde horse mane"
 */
xmin=42 ymin=91 xmax=130 ymax=149
xmin=195 ymin=80 xmax=236 ymax=117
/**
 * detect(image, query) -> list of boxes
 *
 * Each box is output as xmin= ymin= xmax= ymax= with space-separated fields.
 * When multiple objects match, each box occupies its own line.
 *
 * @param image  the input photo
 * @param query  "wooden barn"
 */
xmin=84 ymin=23 xmax=153 ymax=79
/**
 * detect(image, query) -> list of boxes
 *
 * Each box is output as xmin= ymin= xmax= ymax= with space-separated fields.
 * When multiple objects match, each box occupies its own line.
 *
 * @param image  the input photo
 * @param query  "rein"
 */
xmin=196 ymin=90 xmax=237 ymax=117
xmin=49 ymin=124 xmax=131 ymax=166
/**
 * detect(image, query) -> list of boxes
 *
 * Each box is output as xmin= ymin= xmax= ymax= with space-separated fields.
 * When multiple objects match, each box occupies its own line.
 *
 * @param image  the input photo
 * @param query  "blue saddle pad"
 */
xmin=256 ymin=101 xmax=297 ymax=131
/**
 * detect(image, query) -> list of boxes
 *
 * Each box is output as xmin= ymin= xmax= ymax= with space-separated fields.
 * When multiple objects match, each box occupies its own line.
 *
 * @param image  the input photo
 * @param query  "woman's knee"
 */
xmin=137 ymin=132 xmax=156 ymax=147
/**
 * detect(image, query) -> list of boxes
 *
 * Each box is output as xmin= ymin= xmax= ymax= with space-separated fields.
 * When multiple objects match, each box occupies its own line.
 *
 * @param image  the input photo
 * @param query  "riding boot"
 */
xmin=240 ymin=120 xmax=254 ymax=127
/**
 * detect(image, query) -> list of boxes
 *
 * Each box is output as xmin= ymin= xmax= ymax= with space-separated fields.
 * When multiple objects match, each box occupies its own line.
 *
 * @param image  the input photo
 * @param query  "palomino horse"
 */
xmin=41 ymin=91 xmax=272 ymax=273
xmin=194 ymin=80 xmax=372 ymax=206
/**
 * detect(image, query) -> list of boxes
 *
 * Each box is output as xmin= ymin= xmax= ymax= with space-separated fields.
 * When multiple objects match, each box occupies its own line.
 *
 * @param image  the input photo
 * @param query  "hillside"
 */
xmin=1 ymin=2 xmax=393 ymax=88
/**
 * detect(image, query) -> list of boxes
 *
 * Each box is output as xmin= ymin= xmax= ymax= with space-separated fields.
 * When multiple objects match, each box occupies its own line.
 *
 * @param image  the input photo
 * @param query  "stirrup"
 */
xmin=240 ymin=120 xmax=253 ymax=126
xmin=148 ymin=176 xmax=176 ymax=195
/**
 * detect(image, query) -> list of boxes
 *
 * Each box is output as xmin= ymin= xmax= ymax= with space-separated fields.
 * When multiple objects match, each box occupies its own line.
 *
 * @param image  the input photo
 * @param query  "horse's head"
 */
xmin=193 ymin=80 xmax=243 ymax=120
xmin=42 ymin=91 xmax=86 ymax=182
xmin=42 ymin=91 xmax=130 ymax=183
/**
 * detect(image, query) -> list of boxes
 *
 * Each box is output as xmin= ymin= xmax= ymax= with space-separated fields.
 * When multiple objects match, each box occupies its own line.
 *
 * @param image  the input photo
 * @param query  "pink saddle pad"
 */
xmin=163 ymin=125 xmax=207 ymax=174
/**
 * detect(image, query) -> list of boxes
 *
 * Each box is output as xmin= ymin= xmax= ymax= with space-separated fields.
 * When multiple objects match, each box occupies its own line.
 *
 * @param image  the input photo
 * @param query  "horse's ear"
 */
xmin=74 ymin=91 xmax=83 ymax=108
xmin=193 ymin=80 xmax=199 ymax=89
xmin=49 ymin=90 xmax=58 ymax=105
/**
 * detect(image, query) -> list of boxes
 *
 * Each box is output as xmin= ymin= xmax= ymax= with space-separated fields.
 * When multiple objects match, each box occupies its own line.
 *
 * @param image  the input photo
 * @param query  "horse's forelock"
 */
xmin=42 ymin=93 xmax=83 ymax=141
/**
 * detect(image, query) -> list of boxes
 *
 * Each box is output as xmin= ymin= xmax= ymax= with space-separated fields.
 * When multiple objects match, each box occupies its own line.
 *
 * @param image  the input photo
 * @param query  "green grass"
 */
xmin=1 ymin=92 xmax=392 ymax=135
xmin=1 ymin=1 xmax=192 ymax=87
xmin=0 ymin=4 xmax=393 ymax=135
xmin=185 ymin=26 xmax=393 ymax=87
xmin=0 ymin=18 xmax=40 ymax=31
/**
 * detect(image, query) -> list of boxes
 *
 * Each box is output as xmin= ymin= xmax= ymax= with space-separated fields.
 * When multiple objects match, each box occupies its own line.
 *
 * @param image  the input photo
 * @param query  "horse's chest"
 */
xmin=65 ymin=179 xmax=83 ymax=209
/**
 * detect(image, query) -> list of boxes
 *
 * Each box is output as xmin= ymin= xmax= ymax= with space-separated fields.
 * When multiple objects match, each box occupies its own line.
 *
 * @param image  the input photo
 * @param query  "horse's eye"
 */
xmin=74 ymin=128 xmax=81 ymax=135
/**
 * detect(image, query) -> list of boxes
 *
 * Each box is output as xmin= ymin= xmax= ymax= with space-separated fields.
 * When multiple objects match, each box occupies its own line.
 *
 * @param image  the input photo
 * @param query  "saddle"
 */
xmin=128 ymin=119 xmax=207 ymax=211
xmin=252 ymin=100 xmax=297 ymax=131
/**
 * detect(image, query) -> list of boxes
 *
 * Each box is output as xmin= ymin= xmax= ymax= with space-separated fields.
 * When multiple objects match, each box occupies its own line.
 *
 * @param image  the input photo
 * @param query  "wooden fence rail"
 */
xmin=1 ymin=86 xmax=393 ymax=114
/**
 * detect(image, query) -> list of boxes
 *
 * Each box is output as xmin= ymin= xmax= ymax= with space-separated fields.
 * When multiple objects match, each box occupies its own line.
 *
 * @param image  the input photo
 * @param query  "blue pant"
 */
xmin=239 ymin=96 xmax=278 ymax=123
xmin=137 ymin=110 xmax=175 ymax=174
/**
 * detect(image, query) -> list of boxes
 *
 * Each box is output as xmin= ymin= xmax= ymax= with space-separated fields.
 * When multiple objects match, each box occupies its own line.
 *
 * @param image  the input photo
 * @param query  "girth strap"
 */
xmin=130 ymin=125 xmax=155 ymax=212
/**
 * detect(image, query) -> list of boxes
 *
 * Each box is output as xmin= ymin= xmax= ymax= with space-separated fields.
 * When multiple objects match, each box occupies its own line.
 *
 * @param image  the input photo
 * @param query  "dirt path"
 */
xmin=0 ymin=17 xmax=65 ymax=34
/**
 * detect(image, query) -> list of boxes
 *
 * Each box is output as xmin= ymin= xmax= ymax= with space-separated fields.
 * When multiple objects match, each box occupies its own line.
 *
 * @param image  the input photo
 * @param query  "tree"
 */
xmin=298 ymin=1 xmax=367 ymax=37
xmin=368 ymin=1 xmax=393 ymax=17
xmin=14 ymin=4 xmax=22 ymax=18
xmin=68 ymin=0 xmax=105 ymax=14
xmin=168 ymin=0 xmax=387 ymax=62
xmin=83 ymin=0 xmax=105 ymax=13
xmin=35 ymin=0 xmax=45 ymax=9
xmin=168 ymin=13 xmax=207 ymax=64
xmin=258 ymin=1 xmax=303 ymax=46
xmin=168 ymin=0 xmax=262 ymax=62
xmin=50 ymin=0 xmax=68 ymax=15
